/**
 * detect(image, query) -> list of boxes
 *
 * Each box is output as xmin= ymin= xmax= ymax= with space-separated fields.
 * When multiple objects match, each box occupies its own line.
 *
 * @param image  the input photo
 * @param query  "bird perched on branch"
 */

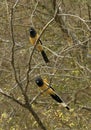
xmin=35 ymin=76 xmax=70 ymax=110
xmin=29 ymin=27 xmax=49 ymax=63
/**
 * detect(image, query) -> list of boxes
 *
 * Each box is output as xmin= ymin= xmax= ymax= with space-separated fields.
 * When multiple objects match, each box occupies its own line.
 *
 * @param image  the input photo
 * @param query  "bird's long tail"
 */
xmin=50 ymin=93 xmax=70 ymax=110
xmin=41 ymin=50 xmax=49 ymax=63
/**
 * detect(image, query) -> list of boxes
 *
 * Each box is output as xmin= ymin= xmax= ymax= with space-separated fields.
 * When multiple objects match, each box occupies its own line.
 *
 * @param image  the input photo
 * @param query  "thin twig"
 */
xmin=10 ymin=0 xmax=29 ymax=103
xmin=30 ymin=87 xmax=50 ymax=105
xmin=13 ymin=0 xmax=19 ymax=9
xmin=0 ymin=88 xmax=25 ymax=107
xmin=30 ymin=0 xmax=39 ymax=26
xmin=10 ymin=7 xmax=24 ymax=93
xmin=82 ymin=106 xmax=91 ymax=111
xmin=58 ymin=13 xmax=91 ymax=32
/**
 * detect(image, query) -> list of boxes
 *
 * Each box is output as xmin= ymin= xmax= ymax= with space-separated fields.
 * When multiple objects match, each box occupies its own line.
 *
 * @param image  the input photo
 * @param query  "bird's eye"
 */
xmin=36 ymin=80 xmax=39 ymax=83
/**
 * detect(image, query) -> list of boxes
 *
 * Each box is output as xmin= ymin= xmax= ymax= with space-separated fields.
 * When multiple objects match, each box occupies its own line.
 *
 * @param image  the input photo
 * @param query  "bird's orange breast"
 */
xmin=29 ymin=34 xmax=43 ymax=52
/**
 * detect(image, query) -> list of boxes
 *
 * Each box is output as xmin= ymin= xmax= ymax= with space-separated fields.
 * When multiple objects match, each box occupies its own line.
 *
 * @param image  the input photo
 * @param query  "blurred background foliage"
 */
xmin=0 ymin=0 xmax=91 ymax=129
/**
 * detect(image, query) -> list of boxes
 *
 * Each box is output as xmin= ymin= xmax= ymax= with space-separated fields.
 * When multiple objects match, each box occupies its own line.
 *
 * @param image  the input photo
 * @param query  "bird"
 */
xmin=35 ymin=76 xmax=70 ymax=110
xmin=29 ymin=27 xmax=49 ymax=63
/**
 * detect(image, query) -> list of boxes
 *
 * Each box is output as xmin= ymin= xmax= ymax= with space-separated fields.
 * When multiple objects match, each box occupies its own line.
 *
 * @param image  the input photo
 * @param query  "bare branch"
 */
xmin=58 ymin=13 xmax=91 ymax=32
xmin=52 ymin=0 xmax=81 ymax=45
xmin=13 ymin=0 xmax=20 ymax=9
xmin=10 ymin=0 xmax=29 ymax=104
xmin=10 ymin=6 xmax=24 ymax=93
xmin=30 ymin=0 xmax=39 ymax=26
xmin=30 ymin=88 xmax=49 ymax=105
xmin=82 ymin=106 xmax=91 ymax=111
xmin=0 ymin=88 xmax=24 ymax=107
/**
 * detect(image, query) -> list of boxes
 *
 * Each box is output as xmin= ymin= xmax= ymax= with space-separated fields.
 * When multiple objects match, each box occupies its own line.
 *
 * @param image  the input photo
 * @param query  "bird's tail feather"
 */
xmin=41 ymin=50 xmax=49 ymax=63
xmin=50 ymin=94 xmax=70 ymax=110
